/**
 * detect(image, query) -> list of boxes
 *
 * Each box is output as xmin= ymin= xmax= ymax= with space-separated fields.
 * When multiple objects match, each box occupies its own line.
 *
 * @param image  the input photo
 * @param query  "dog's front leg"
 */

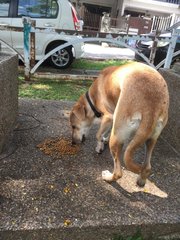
xmin=102 ymin=134 xmax=123 ymax=182
xmin=96 ymin=116 xmax=112 ymax=153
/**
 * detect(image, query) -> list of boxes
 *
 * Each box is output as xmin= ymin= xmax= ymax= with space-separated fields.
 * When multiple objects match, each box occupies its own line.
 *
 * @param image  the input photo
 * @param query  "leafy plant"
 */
xmin=113 ymin=230 xmax=143 ymax=240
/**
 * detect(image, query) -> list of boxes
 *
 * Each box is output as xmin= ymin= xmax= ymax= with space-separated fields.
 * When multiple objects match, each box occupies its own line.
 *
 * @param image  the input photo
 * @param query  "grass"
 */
xmin=113 ymin=236 xmax=143 ymax=240
xmin=18 ymin=77 xmax=92 ymax=101
xmin=19 ymin=59 xmax=129 ymax=101
xmin=113 ymin=232 xmax=143 ymax=240
xmin=71 ymin=59 xmax=130 ymax=70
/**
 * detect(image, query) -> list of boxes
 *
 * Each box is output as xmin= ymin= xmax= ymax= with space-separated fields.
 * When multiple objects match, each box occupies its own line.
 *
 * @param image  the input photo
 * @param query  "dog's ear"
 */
xmin=73 ymin=104 xmax=86 ymax=121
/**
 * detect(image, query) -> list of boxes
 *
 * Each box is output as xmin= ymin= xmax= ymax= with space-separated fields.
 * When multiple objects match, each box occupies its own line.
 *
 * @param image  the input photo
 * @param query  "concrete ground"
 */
xmin=0 ymin=70 xmax=179 ymax=240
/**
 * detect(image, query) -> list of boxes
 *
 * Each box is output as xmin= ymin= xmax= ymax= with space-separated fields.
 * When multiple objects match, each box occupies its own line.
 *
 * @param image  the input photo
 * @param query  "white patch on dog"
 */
xmin=80 ymin=124 xmax=91 ymax=138
xmin=103 ymin=135 xmax=110 ymax=144
xmin=96 ymin=141 xmax=104 ymax=153
xmin=102 ymin=170 xmax=114 ymax=181
xmin=117 ymin=112 xmax=142 ymax=142
xmin=152 ymin=118 xmax=164 ymax=139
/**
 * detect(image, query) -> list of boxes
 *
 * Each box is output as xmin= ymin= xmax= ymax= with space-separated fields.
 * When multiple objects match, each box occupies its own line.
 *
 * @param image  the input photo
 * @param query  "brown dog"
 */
xmin=70 ymin=62 xmax=169 ymax=186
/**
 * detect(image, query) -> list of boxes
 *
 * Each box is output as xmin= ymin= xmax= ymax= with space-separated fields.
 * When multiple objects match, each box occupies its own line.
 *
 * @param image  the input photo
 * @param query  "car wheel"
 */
xmin=47 ymin=43 xmax=74 ymax=69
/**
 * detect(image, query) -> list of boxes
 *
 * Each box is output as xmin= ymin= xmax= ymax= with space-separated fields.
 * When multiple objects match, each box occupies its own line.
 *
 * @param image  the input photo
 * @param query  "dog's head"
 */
xmin=70 ymin=98 xmax=94 ymax=144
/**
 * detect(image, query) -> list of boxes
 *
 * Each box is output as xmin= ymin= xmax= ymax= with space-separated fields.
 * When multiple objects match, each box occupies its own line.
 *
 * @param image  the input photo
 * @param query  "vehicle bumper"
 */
xmin=135 ymin=48 xmax=150 ymax=62
xmin=56 ymin=35 xmax=84 ymax=59
xmin=135 ymin=47 xmax=169 ymax=65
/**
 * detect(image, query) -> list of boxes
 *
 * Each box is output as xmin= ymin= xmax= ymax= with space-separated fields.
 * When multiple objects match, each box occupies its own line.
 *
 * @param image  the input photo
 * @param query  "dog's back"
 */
xmin=94 ymin=62 xmax=169 ymax=126
xmin=111 ymin=62 xmax=169 ymax=133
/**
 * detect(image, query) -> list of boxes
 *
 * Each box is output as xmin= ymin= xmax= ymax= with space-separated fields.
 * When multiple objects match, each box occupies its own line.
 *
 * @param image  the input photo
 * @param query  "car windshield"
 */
xmin=18 ymin=0 xmax=58 ymax=18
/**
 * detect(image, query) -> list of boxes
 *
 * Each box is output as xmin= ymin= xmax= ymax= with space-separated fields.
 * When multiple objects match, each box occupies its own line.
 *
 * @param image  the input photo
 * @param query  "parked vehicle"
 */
xmin=0 ymin=0 xmax=84 ymax=69
xmin=135 ymin=21 xmax=180 ymax=66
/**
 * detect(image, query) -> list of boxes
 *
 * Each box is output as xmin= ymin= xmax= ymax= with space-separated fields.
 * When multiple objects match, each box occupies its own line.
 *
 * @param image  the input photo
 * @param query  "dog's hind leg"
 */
xmin=123 ymin=135 xmax=145 ymax=175
xmin=137 ymin=119 xmax=165 ymax=187
xmin=102 ymin=134 xmax=123 ymax=182
xmin=123 ymin=120 xmax=152 ymax=176
xmin=123 ymin=118 xmax=164 ymax=186
xmin=137 ymin=137 xmax=157 ymax=187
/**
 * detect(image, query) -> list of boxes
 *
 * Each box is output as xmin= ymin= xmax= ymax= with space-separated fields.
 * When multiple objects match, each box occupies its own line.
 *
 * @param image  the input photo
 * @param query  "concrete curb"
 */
xmin=33 ymin=69 xmax=100 ymax=80
xmin=28 ymin=67 xmax=179 ymax=81
xmin=33 ymin=72 xmax=98 ymax=80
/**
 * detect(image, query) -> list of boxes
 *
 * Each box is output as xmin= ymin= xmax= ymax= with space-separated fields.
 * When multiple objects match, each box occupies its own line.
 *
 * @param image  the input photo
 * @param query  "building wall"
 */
xmin=75 ymin=0 xmax=180 ymax=18
xmin=72 ymin=0 xmax=179 ymax=31
xmin=120 ymin=0 xmax=180 ymax=17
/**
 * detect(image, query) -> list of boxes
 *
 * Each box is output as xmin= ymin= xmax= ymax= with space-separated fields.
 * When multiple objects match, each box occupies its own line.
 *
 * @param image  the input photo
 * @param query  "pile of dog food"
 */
xmin=37 ymin=137 xmax=80 ymax=158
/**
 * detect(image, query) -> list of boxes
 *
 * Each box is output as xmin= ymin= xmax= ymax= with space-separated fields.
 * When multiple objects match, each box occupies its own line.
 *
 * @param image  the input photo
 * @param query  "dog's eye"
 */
xmin=72 ymin=125 xmax=76 ymax=129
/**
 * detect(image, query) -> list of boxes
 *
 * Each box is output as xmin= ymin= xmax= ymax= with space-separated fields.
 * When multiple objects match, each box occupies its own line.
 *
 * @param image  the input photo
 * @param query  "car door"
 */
xmin=11 ymin=0 xmax=60 ymax=57
xmin=0 ymin=0 xmax=12 ymax=48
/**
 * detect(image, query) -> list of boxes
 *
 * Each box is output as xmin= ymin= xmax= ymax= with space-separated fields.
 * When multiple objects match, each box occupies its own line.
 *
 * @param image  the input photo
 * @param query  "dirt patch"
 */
xmin=37 ymin=137 xmax=80 ymax=158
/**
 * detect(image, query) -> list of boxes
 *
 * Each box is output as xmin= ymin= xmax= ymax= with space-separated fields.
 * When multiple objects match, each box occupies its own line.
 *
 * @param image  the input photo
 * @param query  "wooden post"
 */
xmin=149 ymin=30 xmax=160 ymax=64
xmin=30 ymin=20 xmax=36 ymax=68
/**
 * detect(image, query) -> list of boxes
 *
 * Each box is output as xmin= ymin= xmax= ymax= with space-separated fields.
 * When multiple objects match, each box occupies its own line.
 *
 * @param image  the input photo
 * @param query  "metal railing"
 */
xmin=151 ymin=15 xmax=173 ymax=32
xmin=0 ymin=17 xmax=179 ymax=80
xmin=154 ymin=0 xmax=180 ymax=4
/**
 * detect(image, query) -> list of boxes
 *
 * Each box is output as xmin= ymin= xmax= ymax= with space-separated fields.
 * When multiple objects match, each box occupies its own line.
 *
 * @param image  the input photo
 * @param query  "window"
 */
xmin=18 ymin=0 xmax=58 ymax=18
xmin=0 ymin=0 xmax=10 ymax=17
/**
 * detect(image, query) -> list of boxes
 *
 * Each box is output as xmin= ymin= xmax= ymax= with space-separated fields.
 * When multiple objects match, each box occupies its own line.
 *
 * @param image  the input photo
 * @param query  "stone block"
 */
xmin=0 ymin=53 xmax=18 ymax=153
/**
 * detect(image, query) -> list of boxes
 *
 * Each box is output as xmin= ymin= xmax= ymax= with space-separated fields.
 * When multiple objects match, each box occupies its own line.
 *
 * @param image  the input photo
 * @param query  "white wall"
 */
xmin=123 ymin=0 xmax=180 ymax=16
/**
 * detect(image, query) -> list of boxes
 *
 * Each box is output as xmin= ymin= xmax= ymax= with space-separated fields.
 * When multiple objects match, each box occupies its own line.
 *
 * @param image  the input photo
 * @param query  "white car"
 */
xmin=0 ymin=0 xmax=84 ymax=69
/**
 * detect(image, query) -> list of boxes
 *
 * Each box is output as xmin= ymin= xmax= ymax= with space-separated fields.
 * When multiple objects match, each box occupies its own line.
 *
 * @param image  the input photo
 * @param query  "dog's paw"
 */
xmin=102 ymin=170 xmax=114 ymax=182
xmin=103 ymin=135 xmax=109 ymax=144
xmin=136 ymin=176 xmax=146 ymax=188
xmin=96 ymin=141 xmax=104 ymax=154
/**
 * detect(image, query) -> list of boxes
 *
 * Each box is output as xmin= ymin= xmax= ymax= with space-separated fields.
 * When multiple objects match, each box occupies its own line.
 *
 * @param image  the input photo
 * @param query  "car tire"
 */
xmin=47 ymin=43 xmax=74 ymax=69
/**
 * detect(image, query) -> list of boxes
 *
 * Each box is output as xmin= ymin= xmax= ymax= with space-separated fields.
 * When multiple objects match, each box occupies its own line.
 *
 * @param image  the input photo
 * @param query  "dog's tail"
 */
xmin=123 ymin=113 xmax=159 ymax=174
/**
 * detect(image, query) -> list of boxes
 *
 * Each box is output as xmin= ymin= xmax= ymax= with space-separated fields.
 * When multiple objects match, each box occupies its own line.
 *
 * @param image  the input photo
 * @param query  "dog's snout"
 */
xmin=71 ymin=139 xmax=76 ymax=145
xmin=81 ymin=134 xmax=86 ymax=143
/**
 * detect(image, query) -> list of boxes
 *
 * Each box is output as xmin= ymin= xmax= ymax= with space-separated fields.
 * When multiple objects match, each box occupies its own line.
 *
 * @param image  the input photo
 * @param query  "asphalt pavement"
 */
xmin=0 ymin=69 xmax=179 ymax=239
